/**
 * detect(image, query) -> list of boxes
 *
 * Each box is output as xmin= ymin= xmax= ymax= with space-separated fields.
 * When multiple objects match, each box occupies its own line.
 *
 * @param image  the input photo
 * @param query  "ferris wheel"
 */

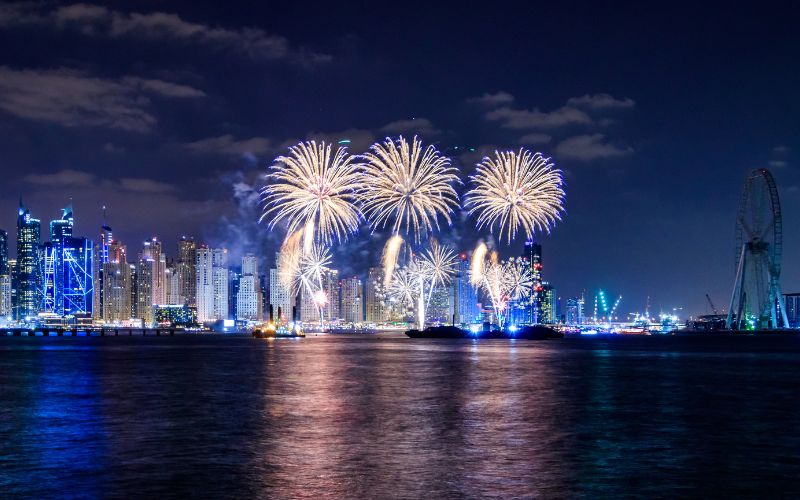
xmin=726 ymin=169 xmax=789 ymax=329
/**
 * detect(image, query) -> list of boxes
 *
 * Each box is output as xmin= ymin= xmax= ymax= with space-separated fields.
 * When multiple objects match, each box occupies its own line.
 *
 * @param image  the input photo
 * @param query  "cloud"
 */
xmin=485 ymin=105 xmax=592 ymax=129
xmin=380 ymin=118 xmax=440 ymax=136
xmin=22 ymin=169 xmax=96 ymax=188
xmin=773 ymin=145 xmax=789 ymax=154
xmin=769 ymin=160 xmax=787 ymax=168
xmin=567 ymin=93 xmax=635 ymax=109
xmin=555 ymin=134 xmax=633 ymax=161
xmin=23 ymin=169 xmax=175 ymax=194
xmin=0 ymin=66 xmax=204 ymax=131
xmin=518 ymin=133 xmax=552 ymax=145
xmin=185 ymin=134 xmax=274 ymax=157
xmin=467 ymin=91 xmax=515 ymax=107
xmin=118 ymin=178 xmax=175 ymax=194
xmin=0 ymin=2 xmax=330 ymax=64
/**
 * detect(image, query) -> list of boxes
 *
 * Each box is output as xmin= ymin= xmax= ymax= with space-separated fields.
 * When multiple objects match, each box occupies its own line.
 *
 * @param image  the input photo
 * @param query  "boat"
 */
xmin=406 ymin=324 xmax=563 ymax=340
xmin=252 ymin=322 xmax=305 ymax=338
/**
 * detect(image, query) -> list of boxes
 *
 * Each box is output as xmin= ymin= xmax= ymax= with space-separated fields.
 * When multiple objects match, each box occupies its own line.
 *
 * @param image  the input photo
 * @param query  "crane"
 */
xmin=706 ymin=294 xmax=719 ymax=315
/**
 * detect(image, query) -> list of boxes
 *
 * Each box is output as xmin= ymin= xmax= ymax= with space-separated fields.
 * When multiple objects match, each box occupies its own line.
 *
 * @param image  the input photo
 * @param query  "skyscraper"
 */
xmin=269 ymin=253 xmax=294 ymax=322
xmin=340 ymin=277 xmax=363 ymax=324
xmin=235 ymin=254 xmax=261 ymax=322
xmin=136 ymin=252 xmax=154 ymax=326
xmin=177 ymin=236 xmax=197 ymax=307
xmin=16 ymin=202 xmax=41 ymax=320
xmin=212 ymin=248 xmax=229 ymax=320
xmin=0 ymin=230 xmax=10 ymax=320
xmin=196 ymin=246 xmax=213 ymax=322
xmin=195 ymin=246 xmax=229 ymax=322
xmin=61 ymin=236 xmax=94 ymax=317
xmin=0 ymin=229 xmax=8 ymax=275
xmin=102 ymin=241 xmax=131 ymax=323
xmin=365 ymin=267 xmax=387 ymax=323
xmin=523 ymin=241 xmax=543 ymax=324
xmin=454 ymin=253 xmax=479 ymax=325
xmin=142 ymin=238 xmax=167 ymax=306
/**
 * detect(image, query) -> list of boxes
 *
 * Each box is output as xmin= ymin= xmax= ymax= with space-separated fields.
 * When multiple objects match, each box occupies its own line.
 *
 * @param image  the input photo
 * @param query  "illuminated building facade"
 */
xmin=454 ymin=254 xmax=479 ymax=325
xmin=195 ymin=246 xmax=229 ymax=322
xmin=269 ymin=253 xmax=295 ymax=322
xmin=177 ymin=236 xmax=197 ymax=307
xmin=236 ymin=254 xmax=262 ymax=321
xmin=565 ymin=296 xmax=585 ymax=325
xmin=523 ymin=241 xmax=543 ymax=324
xmin=783 ymin=293 xmax=800 ymax=328
xmin=16 ymin=203 xmax=41 ymax=320
xmin=365 ymin=267 xmax=386 ymax=323
xmin=154 ymin=304 xmax=196 ymax=327
xmin=102 ymin=242 xmax=131 ymax=323
xmin=340 ymin=277 xmax=362 ymax=323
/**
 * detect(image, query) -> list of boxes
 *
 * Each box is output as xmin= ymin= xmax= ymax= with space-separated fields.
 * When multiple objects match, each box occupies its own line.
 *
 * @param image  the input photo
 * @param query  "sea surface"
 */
xmin=1 ymin=333 xmax=800 ymax=498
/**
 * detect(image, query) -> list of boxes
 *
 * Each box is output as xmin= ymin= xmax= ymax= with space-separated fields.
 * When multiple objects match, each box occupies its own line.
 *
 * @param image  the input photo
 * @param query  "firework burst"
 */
xmin=262 ymin=141 xmax=363 ymax=245
xmin=360 ymin=135 xmax=460 ymax=242
xmin=470 ymin=244 xmax=533 ymax=327
xmin=466 ymin=149 xmax=564 ymax=243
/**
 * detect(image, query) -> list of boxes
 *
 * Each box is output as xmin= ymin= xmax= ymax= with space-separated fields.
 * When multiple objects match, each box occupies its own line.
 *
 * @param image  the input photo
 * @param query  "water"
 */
xmin=2 ymin=334 xmax=800 ymax=498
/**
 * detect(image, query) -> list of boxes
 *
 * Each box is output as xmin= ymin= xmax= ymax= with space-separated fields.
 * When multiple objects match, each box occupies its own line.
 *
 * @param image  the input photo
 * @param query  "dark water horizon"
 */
xmin=2 ymin=333 xmax=800 ymax=498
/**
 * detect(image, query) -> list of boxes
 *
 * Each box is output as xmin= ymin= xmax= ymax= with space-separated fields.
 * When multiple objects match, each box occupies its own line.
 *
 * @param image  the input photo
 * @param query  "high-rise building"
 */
xmin=783 ymin=293 xmax=800 ymax=328
xmin=340 ymin=277 xmax=363 ymax=324
xmin=565 ymin=296 xmax=585 ymax=325
xmin=102 ymin=241 xmax=131 ymax=323
xmin=141 ymin=238 xmax=167 ymax=306
xmin=16 ymin=202 xmax=41 ymax=320
xmin=177 ymin=236 xmax=197 ymax=307
xmin=212 ymin=248 xmax=229 ymax=320
xmin=93 ymin=212 xmax=114 ymax=321
xmin=0 ymin=230 xmax=9 ymax=320
xmin=196 ymin=246 xmax=213 ymax=322
xmin=454 ymin=253 xmax=479 ymax=324
xmin=269 ymin=254 xmax=294 ymax=322
xmin=61 ymin=236 xmax=94 ymax=317
xmin=322 ymin=269 xmax=339 ymax=322
xmin=427 ymin=284 xmax=454 ymax=325
xmin=136 ymin=256 xmax=154 ymax=326
xmin=539 ymin=283 xmax=558 ymax=324
xmin=0 ymin=229 xmax=8 ymax=275
xmin=195 ymin=246 xmax=229 ymax=322
xmin=523 ymin=241 xmax=543 ymax=324
xmin=365 ymin=267 xmax=387 ymax=323
xmin=235 ymin=254 xmax=262 ymax=322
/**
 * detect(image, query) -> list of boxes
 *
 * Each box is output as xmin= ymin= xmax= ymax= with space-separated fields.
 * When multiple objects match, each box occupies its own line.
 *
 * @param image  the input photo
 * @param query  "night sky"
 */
xmin=0 ymin=1 xmax=797 ymax=317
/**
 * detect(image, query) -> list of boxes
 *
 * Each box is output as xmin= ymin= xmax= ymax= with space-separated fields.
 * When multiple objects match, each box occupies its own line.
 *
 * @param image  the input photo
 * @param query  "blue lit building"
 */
xmin=455 ymin=253 xmax=480 ymax=324
xmin=16 ymin=202 xmax=41 ymax=320
xmin=522 ymin=241 xmax=543 ymax=324
xmin=40 ymin=205 xmax=94 ymax=319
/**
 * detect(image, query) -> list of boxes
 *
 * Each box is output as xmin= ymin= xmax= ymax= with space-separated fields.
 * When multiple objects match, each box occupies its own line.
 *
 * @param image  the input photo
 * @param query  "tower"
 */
xmin=16 ymin=202 xmax=41 ymax=320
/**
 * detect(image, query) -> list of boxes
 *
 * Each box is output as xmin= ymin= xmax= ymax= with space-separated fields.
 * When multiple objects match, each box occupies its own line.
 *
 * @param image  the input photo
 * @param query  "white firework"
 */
xmin=470 ymin=245 xmax=533 ymax=327
xmin=262 ymin=141 xmax=363 ymax=245
xmin=360 ymin=135 xmax=460 ymax=242
xmin=466 ymin=149 xmax=564 ymax=243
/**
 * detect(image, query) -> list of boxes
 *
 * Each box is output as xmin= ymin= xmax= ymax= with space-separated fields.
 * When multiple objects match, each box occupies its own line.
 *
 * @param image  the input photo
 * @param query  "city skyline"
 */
xmin=0 ymin=3 xmax=798 ymax=317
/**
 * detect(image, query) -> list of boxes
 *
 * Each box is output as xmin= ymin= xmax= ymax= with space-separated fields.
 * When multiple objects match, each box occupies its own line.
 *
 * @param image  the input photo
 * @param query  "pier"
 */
xmin=1 ymin=327 xmax=179 ymax=337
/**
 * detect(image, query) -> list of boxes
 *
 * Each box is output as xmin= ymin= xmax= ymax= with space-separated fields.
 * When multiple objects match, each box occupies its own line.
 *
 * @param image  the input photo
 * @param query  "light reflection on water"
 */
xmin=1 ymin=334 xmax=800 ymax=497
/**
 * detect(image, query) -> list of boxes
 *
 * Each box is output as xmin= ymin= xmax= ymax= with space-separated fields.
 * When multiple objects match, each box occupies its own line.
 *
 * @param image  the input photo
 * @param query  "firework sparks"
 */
xmin=360 ymin=135 xmax=460 ymax=242
xmin=381 ymin=235 xmax=405 ymax=288
xmin=470 ymin=248 xmax=533 ymax=327
xmin=470 ymin=242 xmax=488 ymax=286
xmin=466 ymin=149 xmax=565 ymax=243
xmin=262 ymin=141 xmax=363 ymax=246
xmin=419 ymin=241 xmax=457 ymax=289
xmin=277 ymin=229 xmax=304 ymax=288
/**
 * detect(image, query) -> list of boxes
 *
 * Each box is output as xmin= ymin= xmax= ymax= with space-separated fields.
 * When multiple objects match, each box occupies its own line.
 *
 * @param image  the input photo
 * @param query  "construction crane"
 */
xmin=705 ymin=294 xmax=719 ymax=315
